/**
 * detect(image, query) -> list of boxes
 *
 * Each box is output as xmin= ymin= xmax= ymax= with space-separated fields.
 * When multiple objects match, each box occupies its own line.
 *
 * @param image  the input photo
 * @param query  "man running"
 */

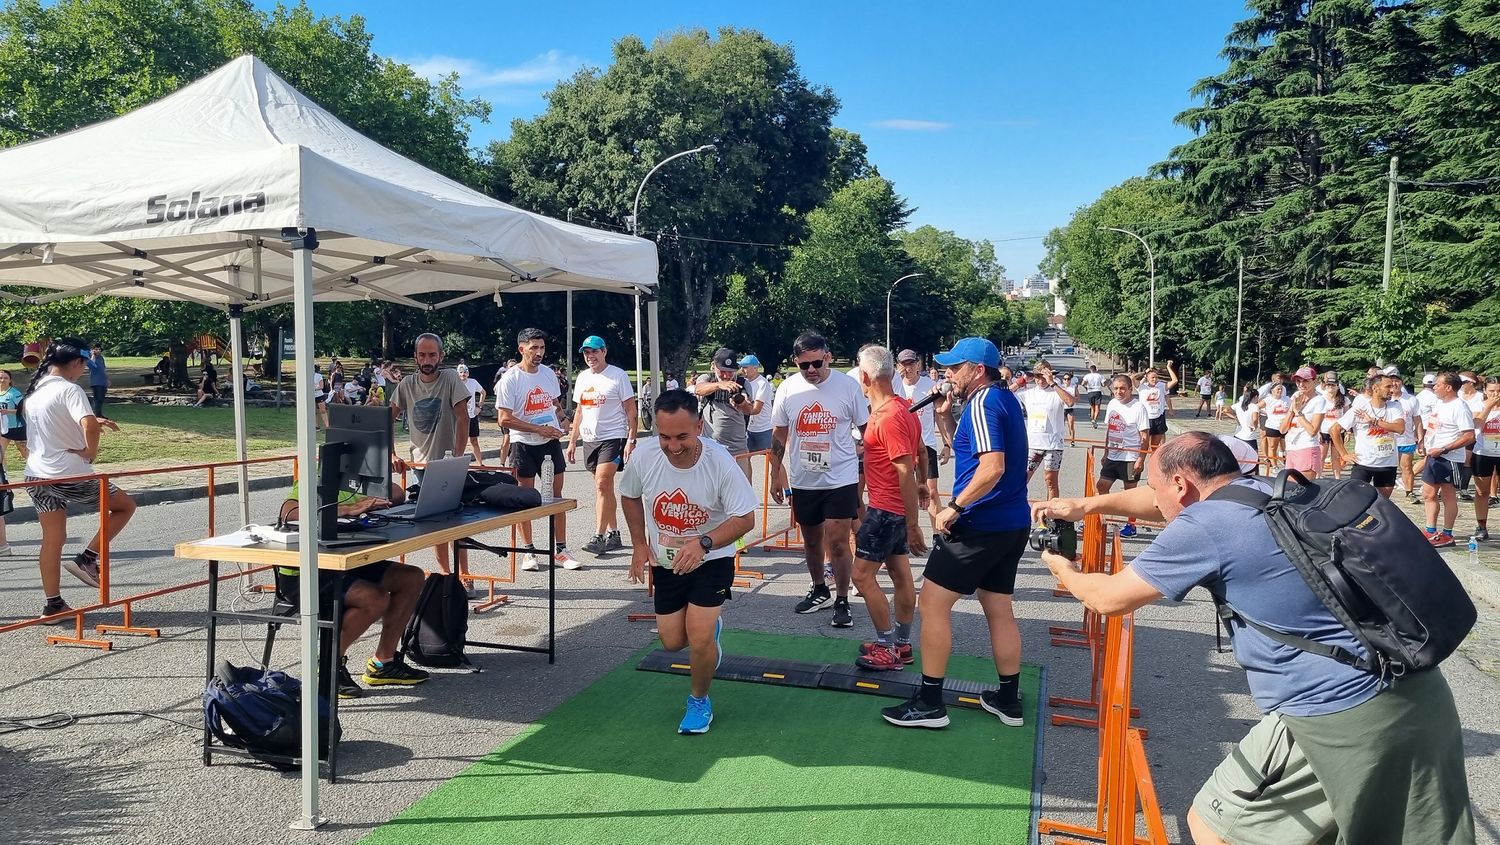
xmin=567 ymin=335 xmax=637 ymax=556
xmin=1137 ymin=362 xmax=1177 ymax=450
xmin=1099 ymin=374 xmax=1151 ymax=537
xmin=1422 ymin=372 xmax=1477 ymax=547
xmin=896 ymin=349 xmax=949 ymax=535
xmin=497 ymin=328 xmax=578 ymax=571
xmin=1081 ymin=365 xmax=1105 ymax=429
xmin=622 ymin=389 xmax=757 ymax=734
xmin=848 ymin=346 xmax=930 ymax=671
xmin=455 ymin=363 xmax=485 ymax=464
xmin=1329 ymin=376 xmax=1405 ymax=499
xmin=881 ymin=337 xmax=1030 ymax=730
xmin=1021 ymin=363 xmax=1073 ymax=500
xmin=770 ymin=331 xmax=869 ymax=628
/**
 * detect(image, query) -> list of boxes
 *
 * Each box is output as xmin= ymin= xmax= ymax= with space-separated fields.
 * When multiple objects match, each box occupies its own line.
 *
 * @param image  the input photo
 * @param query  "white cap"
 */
xmin=1217 ymin=435 xmax=1261 ymax=475
xmin=1381 ymin=365 xmax=1400 ymax=376
xmin=1423 ymin=373 xmax=1437 ymax=385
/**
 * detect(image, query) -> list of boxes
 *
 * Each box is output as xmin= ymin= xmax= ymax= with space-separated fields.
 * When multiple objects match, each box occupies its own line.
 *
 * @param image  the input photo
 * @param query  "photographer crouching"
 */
xmin=694 ymin=348 xmax=754 ymax=481
xmin=1034 ymin=431 xmax=1472 ymax=845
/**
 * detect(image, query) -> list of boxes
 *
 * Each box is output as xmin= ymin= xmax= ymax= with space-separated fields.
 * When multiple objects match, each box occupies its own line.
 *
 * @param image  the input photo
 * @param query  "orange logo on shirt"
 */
xmin=578 ymin=387 xmax=603 ymax=408
xmin=796 ymin=402 xmax=838 ymax=436
xmin=523 ymin=387 xmax=554 ymax=415
xmin=653 ymin=488 xmax=709 ymax=535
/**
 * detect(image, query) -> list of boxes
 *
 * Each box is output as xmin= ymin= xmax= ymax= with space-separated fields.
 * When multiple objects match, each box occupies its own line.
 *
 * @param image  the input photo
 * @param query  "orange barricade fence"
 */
xmin=1048 ymin=530 xmax=1142 ymax=731
xmin=743 ymin=449 xmax=803 ymax=554
xmin=0 ymin=455 xmax=295 ymax=649
xmin=1039 ymin=538 xmax=1168 ymax=845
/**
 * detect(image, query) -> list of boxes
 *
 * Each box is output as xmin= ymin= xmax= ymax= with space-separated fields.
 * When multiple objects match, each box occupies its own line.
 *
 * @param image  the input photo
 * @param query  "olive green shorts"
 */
xmin=1192 ymin=669 xmax=1474 ymax=845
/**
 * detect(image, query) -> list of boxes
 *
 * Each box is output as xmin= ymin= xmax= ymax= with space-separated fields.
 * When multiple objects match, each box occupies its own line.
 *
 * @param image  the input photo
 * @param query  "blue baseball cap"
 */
xmin=739 ymin=354 xmax=761 ymax=367
xmin=934 ymin=337 xmax=1000 ymax=368
xmin=579 ymin=335 xmax=607 ymax=351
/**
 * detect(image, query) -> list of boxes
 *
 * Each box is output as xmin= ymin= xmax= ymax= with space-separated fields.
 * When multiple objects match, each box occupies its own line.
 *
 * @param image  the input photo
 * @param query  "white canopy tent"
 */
xmin=0 ymin=55 xmax=660 ymax=828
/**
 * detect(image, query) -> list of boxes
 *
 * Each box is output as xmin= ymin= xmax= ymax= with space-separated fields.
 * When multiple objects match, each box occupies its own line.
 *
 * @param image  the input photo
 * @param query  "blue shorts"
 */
xmin=1398 ymin=444 xmax=1417 ymax=455
xmin=1422 ymin=456 xmax=1456 ymax=487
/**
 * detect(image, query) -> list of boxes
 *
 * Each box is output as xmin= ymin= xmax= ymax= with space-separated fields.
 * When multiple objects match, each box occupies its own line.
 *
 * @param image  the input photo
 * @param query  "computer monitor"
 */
xmin=325 ymin=404 xmax=394 ymax=502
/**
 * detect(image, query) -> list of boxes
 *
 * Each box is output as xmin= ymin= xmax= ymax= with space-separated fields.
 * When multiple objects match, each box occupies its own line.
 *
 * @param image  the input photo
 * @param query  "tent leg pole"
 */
xmin=286 ymin=228 xmax=326 ymax=831
xmin=648 ymin=298 xmax=661 ymax=433
xmin=566 ymin=291 xmax=574 ymax=413
xmin=228 ymin=299 xmax=250 ymax=531
xmin=634 ymin=293 xmax=645 ymax=421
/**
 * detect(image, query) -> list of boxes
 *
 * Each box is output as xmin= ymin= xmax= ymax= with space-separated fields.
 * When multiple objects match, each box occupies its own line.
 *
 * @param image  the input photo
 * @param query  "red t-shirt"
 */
xmin=864 ymin=395 xmax=923 ymax=515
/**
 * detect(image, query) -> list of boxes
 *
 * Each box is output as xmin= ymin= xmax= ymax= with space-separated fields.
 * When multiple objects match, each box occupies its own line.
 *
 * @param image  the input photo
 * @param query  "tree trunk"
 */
xmin=168 ymin=340 xmax=191 ymax=390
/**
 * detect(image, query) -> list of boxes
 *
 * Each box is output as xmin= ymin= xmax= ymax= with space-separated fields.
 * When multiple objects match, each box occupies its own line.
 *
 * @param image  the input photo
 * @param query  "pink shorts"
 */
xmin=1286 ymin=447 xmax=1321 ymax=473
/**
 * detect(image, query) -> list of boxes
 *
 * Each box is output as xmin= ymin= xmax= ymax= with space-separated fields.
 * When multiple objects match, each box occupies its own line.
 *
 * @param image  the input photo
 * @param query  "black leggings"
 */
xmin=1458 ymin=457 xmax=1473 ymax=492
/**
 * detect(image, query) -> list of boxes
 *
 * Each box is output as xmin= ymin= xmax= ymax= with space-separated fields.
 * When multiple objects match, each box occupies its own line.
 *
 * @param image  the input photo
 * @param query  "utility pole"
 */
xmin=1233 ymin=254 xmax=1244 ymax=399
xmin=1382 ymin=155 xmax=1398 ymax=293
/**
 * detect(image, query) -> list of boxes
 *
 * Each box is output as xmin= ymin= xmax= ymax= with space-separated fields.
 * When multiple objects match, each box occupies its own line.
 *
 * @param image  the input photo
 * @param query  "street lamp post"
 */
xmin=1099 ymin=226 xmax=1156 ymax=369
xmin=885 ymin=272 xmax=926 ymax=349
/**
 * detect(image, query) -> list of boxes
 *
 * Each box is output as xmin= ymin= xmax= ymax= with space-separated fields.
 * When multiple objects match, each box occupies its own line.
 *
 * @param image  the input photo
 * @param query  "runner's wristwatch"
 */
xmin=698 ymin=535 xmax=714 ymax=552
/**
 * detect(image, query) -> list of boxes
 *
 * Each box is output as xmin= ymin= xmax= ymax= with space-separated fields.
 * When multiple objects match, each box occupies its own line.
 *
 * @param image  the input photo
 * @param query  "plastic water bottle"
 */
xmin=1470 ymin=536 xmax=1480 ymax=568
xmin=540 ymin=455 xmax=555 ymax=503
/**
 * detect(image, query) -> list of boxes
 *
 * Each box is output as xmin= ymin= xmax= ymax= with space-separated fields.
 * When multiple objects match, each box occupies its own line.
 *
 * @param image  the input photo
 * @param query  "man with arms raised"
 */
xmin=622 ymin=389 xmax=757 ymax=734
xmin=1021 ymin=362 xmax=1074 ymax=500
xmin=1035 ymin=433 xmax=1472 ymax=845
xmin=497 ymin=328 xmax=578 ymax=570
xmin=1138 ymin=361 xmax=1178 ymax=451
xmin=881 ymin=337 xmax=1031 ymax=730
xmin=388 ymin=333 xmax=471 ymax=577
xmin=849 ymin=346 xmax=929 ymax=670
xmin=567 ymin=335 xmax=637 ymax=556
xmin=770 ymin=332 xmax=869 ymax=629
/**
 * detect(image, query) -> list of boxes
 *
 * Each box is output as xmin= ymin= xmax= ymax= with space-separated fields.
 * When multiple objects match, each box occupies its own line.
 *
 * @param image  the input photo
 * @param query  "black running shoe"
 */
xmin=794 ymin=584 xmax=831 ymax=614
xmin=881 ymin=694 xmax=949 ymax=729
xmin=362 ymin=656 xmax=430 ymax=686
xmin=980 ymin=689 xmax=1024 ymax=727
xmin=605 ymin=530 xmax=624 ymax=551
xmin=64 ymin=554 xmax=100 ymax=588
xmin=337 ymin=657 xmax=364 ymax=699
xmin=39 ymin=597 xmax=74 ymax=624
xmin=830 ymin=597 xmax=853 ymax=628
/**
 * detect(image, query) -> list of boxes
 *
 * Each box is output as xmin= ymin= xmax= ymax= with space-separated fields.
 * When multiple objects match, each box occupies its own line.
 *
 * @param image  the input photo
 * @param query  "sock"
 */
xmin=555 ymin=543 xmax=567 ymax=553
xmin=370 ymin=657 xmax=387 ymax=668
xmin=813 ymin=581 xmax=828 ymax=593
xmin=894 ymin=621 xmax=912 ymax=644
xmin=997 ymin=672 xmax=1020 ymax=705
xmin=919 ymin=675 xmax=945 ymax=706
xmin=1443 ymin=529 xmax=1454 ymax=537
xmin=1425 ymin=525 xmax=1436 ymax=534
xmin=875 ymin=629 xmax=893 ymax=646
xmin=45 ymin=594 xmax=62 ymax=603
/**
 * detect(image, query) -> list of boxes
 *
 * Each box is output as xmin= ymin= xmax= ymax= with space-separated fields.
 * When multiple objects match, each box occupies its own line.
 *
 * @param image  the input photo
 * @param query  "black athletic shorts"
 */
xmin=1098 ymin=458 xmax=1140 ymax=484
xmin=923 ymin=525 xmax=1029 ymax=596
xmin=513 ymin=440 xmax=566 ymax=479
xmin=1351 ymin=464 xmax=1398 ymax=488
xmin=275 ymin=560 xmax=392 ymax=608
xmin=791 ymin=483 xmax=860 ymax=527
xmin=653 ymin=558 xmax=734 ymax=615
xmin=584 ymin=438 xmax=626 ymax=473
xmin=1263 ymin=425 xmax=1284 ymax=440
xmin=855 ymin=506 xmax=909 ymax=563
xmin=925 ymin=446 xmax=940 ymax=479
xmin=1475 ymin=454 xmax=1500 ymax=480
xmin=1147 ymin=415 xmax=1168 ymax=436
xmin=1319 ymin=432 xmax=1334 ymax=446
xmin=1422 ymin=455 xmax=1456 ymax=486
xmin=1238 ymin=436 xmax=1259 ymax=453
xmin=1064 ymin=406 xmax=1074 ymax=417
xmin=1086 ymin=391 xmax=1103 ymax=408
xmin=468 ymin=415 xmax=481 ymax=438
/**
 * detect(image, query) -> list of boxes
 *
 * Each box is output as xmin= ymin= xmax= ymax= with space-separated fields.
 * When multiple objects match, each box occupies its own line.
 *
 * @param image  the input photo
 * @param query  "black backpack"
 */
xmin=202 ymin=660 xmax=332 ymax=771
xmin=400 ymin=571 xmax=473 ymax=669
xmin=1209 ymin=469 xmax=1476 ymax=678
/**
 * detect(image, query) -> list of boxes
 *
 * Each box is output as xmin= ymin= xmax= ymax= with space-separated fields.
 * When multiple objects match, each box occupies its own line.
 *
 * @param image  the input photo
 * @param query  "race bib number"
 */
xmin=580 ymin=420 xmax=597 ymax=442
xmin=1027 ymin=408 xmax=1049 ymax=432
xmin=1370 ymin=432 xmax=1395 ymax=459
xmin=660 ymin=534 xmax=692 ymax=564
xmin=799 ymin=440 xmax=832 ymax=473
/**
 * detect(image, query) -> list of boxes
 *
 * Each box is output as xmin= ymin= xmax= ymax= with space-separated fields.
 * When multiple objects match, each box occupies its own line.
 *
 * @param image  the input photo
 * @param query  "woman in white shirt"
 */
xmin=1232 ymin=386 xmax=1261 ymax=456
xmin=1257 ymin=382 xmax=1291 ymax=467
xmin=1472 ymin=376 xmax=1500 ymax=541
xmin=21 ymin=338 xmax=136 ymax=620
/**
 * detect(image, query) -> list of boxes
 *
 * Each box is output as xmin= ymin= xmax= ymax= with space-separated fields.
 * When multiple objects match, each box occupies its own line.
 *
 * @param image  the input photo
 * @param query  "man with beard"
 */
xmin=388 ymin=333 xmax=472 ymax=577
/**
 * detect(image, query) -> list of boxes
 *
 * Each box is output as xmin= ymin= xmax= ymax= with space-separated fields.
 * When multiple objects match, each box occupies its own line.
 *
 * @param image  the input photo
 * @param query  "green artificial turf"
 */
xmin=362 ymin=630 xmax=1040 ymax=845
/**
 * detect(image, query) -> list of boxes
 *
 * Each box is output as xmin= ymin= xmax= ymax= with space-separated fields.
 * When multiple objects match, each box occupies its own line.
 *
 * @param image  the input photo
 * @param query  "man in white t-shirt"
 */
xmin=1020 ymin=363 xmax=1074 ymax=500
xmin=497 ymin=328 xmax=577 ymax=571
xmin=1137 ymin=361 xmax=1178 ymax=449
xmin=455 ymin=363 xmax=486 ymax=464
xmin=1329 ymin=376 xmax=1406 ymax=498
xmin=1283 ymin=366 xmax=1329 ymax=476
xmin=770 ymin=331 xmax=869 ymax=627
xmin=1384 ymin=371 xmax=1422 ymax=501
xmin=896 ymin=348 xmax=949 ymax=533
xmin=621 ymin=389 xmax=757 ymax=735
xmin=1416 ymin=373 xmax=1439 ymax=418
xmin=1099 ymin=374 xmax=1151 ymax=537
xmin=1080 ymin=365 xmax=1106 ymax=429
xmin=567 ymin=335 xmax=638 ymax=556
xmin=1195 ymin=370 xmax=1214 ymax=417
xmin=740 ymin=354 xmax=775 ymax=456
xmin=1421 ymin=372 xmax=1477 ymax=547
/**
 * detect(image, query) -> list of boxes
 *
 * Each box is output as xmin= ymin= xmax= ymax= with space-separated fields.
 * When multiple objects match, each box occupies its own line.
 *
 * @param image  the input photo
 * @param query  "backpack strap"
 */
xmin=1212 ymin=600 xmax=1370 ymax=670
xmin=1206 ymin=483 xmax=1271 ymax=510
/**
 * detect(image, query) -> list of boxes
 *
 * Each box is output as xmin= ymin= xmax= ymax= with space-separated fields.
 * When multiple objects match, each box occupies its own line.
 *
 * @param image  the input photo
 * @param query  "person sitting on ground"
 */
xmin=276 ymin=481 xmax=428 ymax=698
xmin=195 ymin=359 xmax=218 ymax=407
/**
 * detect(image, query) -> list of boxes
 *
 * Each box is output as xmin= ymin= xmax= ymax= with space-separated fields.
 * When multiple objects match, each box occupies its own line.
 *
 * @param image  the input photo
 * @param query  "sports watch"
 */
xmin=698 ymin=535 xmax=714 ymax=552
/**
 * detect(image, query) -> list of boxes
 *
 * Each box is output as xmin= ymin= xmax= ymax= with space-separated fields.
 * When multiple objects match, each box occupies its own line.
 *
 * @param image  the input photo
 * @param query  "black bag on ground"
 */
xmin=400 ymin=571 xmax=473 ymax=669
xmin=202 ymin=660 xmax=333 ymax=771
xmin=1209 ymin=469 xmax=1476 ymax=677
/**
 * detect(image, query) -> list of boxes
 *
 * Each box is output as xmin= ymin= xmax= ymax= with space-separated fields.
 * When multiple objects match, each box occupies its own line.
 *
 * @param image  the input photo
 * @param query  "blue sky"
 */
xmin=299 ymin=1 xmax=1248 ymax=277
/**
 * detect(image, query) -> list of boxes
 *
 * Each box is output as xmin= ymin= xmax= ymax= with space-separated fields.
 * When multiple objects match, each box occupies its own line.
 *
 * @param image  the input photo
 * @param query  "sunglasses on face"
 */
xmin=797 ymin=360 xmax=825 ymax=371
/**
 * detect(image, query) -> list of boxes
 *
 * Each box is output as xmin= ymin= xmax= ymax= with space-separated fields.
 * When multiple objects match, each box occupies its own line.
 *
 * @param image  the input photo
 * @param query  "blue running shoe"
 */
xmin=1118 ymin=523 xmax=1137 ymax=538
xmin=679 ymin=695 xmax=713 ymax=734
xmin=713 ymin=616 xmax=723 ymax=673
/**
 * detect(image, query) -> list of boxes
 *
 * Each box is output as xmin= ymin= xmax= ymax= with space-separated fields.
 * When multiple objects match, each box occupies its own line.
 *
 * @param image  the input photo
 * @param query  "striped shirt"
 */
xmin=952 ymin=382 xmax=1031 ymax=532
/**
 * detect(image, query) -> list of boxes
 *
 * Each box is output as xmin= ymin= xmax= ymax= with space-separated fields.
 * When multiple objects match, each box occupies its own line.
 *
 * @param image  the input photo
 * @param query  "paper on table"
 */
xmin=193 ymin=528 xmax=266 ymax=548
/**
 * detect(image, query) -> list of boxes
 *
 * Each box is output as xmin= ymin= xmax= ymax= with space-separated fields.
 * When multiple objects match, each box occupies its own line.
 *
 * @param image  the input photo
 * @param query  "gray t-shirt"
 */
xmin=694 ymin=374 xmax=749 ymax=455
xmin=1129 ymin=477 xmax=1384 ymax=717
xmin=390 ymin=369 xmax=472 ymax=463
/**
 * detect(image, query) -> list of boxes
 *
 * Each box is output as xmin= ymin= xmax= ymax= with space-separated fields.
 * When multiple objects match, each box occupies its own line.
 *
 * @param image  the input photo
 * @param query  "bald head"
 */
xmin=1152 ymin=432 xmax=1241 ymax=483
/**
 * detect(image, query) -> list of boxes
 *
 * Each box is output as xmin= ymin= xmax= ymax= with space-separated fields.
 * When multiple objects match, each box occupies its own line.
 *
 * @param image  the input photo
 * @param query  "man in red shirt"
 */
xmin=848 ymin=345 xmax=930 ymax=669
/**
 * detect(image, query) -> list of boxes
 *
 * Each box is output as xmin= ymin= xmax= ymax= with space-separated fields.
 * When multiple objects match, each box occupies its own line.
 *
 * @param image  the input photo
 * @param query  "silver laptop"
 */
xmin=373 ymin=455 xmax=472 ymax=520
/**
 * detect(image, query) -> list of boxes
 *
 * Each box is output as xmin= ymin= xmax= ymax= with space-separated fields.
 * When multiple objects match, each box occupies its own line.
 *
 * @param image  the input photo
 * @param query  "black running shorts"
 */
xmin=513 ymin=440 xmax=566 ymax=479
xmin=791 ymin=483 xmax=860 ymax=527
xmin=925 ymin=446 xmax=940 ymax=479
xmin=467 ymin=415 xmax=481 ymax=438
xmin=1474 ymin=454 xmax=1500 ymax=479
xmin=1086 ymin=391 xmax=1103 ymax=408
xmin=653 ymin=558 xmax=734 ymax=615
xmin=923 ymin=526 xmax=1029 ymax=596
xmin=1147 ymin=415 xmax=1168 ymax=436
xmin=1098 ymin=459 xmax=1140 ymax=484
xmin=584 ymin=438 xmax=626 ymax=473
xmin=1350 ymin=464 xmax=1398 ymax=488
xmin=855 ymin=506 xmax=909 ymax=563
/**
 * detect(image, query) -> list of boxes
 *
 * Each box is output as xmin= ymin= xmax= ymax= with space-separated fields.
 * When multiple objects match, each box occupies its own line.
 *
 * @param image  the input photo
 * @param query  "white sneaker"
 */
xmin=557 ymin=548 xmax=583 ymax=570
xmin=520 ymin=549 xmax=542 ymax=571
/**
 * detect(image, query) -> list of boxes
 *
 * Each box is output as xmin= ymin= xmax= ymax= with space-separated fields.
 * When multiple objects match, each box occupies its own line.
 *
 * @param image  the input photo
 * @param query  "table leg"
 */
xmin=203 ymin=559 xmax=219 ymax=766
xmin=548 ymin=514 xmax=556 ymax=664
xmin=327 ymin=575 xmax=344 ymax=784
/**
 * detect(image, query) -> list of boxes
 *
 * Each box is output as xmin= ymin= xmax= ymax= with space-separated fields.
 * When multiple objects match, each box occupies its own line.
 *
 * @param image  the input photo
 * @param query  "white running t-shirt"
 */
xmin=1197 ymin=375 xmax=1213 ymax=396
xmin=1139 ymin=381 xmax=1169 ymax=419
xmin=744 ymin=375 xmax=775 ymax=434
xmin=497 ymin=365 xmax=562 ymax=447
xmin=1104 ymin=398 xmax=1150 ymax=462
xmin=22 ymin=375 xmax=97 ymax=479
xmin=572 ymin=364 xmax=635 ymax=442
xmin=1284 ymin=394 xmax=1329 ymax=451
xmin=1424 ymin=397 xmax=1476 ymax=462
xmin=1338 ymin=396 xmax=1402 ymax=468
xmin=1021 ymin=385 xmax=1068 ymax=451
xmin=461 ymin=377 xmax=485 ymax=419
xmin=897 ymin=375 xmax=939 ymax=449
xmin=618 ymin=438 xmax=758 ymax=565
xmin=1478 ymin=406 xmax=1500 ymax=458
xmin=772 ymin=369 xmax=869 ymax=491
xmin=1233 ymin=401 xmax=1260 ymax=440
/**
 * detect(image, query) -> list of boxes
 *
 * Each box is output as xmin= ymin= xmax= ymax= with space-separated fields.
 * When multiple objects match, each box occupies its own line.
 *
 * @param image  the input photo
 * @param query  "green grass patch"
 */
xmin=361 ymin=630 xmax=1039 ymax=845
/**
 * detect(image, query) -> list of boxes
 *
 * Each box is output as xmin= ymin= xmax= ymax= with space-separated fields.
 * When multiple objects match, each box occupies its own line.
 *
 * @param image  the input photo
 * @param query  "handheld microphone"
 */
xmin=908 ymin=382 xmax=954 ymax=414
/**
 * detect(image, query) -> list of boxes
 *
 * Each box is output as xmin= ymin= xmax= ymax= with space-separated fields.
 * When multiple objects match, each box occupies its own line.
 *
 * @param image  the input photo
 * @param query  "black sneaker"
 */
xmin=337 ymin=657 xmax=364 ymax=699
xmin=39 ymin=597 xmax=74 ymax=624
xmin=63 ymin=554 xmax=100 ymax=588
xmin=582 ymin=534 xmax=608 ymax=554
xmin=1474 ymin=526 xmax=1491 ymax=542
xmin=1458 ymin=490 xmax=1475 ymax=502
xmin=980 ymin=689 xmax=1024 ymax=727
xmin=605 ymin=530 xmax=624 ymax=551
xmin=794 ymin=584 xmax=832 ymax=614
xmin=362 ymin=656 xmax=430 ymax=686
xmin=831 ymin=597 xmax=853 ymax=628
xmin=881 ymin=694 xmax=949 ymax=729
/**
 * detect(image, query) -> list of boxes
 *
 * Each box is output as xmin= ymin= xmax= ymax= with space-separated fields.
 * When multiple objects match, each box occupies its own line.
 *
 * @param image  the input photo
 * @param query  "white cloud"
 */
xmin=401 ymin=50 xmax=587 ymax=90
xmin=870 ymin=119 xmax=954 ymax=131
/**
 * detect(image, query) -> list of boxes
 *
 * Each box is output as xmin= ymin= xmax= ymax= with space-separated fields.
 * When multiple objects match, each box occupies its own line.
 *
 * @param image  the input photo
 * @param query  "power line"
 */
xmin=1396 ymin=176 xmax=1500 ymax=188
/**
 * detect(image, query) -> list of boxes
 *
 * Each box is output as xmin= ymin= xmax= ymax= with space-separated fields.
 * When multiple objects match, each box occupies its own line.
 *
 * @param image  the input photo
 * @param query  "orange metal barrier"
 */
xmin=0 ymin=454 xmax=295 ymax=648
xmin=1049 ymin=530 xmax=1142 ymax=731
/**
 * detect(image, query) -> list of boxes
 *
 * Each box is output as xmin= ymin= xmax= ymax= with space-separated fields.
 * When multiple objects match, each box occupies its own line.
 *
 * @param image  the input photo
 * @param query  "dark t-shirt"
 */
xmin=952 ymin=383 xmax=1030 ymax=532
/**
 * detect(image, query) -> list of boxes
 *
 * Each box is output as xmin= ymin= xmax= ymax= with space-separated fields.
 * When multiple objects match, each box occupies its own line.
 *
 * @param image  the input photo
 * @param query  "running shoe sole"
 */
xmin=362 ymin=673 xmax=429 ymax=686
xmin=63 ymin=560 xmax=99 ymax=588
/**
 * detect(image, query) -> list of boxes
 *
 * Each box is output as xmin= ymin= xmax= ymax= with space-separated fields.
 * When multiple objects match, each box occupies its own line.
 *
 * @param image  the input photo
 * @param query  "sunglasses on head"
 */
xmin=797 ymin=359 xmax=825 ymax=371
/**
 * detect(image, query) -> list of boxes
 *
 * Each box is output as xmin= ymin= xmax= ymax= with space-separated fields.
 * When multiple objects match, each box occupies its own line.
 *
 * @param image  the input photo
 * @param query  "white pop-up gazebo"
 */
xmin=0 ymin=55 xmax=661 ymax=828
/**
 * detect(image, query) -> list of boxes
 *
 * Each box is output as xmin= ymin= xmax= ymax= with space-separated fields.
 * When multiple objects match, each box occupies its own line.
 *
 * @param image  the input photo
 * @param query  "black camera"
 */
xmin=1029 ymin=518 xmax=1078 ymax=558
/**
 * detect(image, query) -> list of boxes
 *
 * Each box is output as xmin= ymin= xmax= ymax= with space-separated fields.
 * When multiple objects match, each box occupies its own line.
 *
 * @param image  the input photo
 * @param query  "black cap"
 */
xmin=713 ymin=348 xmax=738 ymax=370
